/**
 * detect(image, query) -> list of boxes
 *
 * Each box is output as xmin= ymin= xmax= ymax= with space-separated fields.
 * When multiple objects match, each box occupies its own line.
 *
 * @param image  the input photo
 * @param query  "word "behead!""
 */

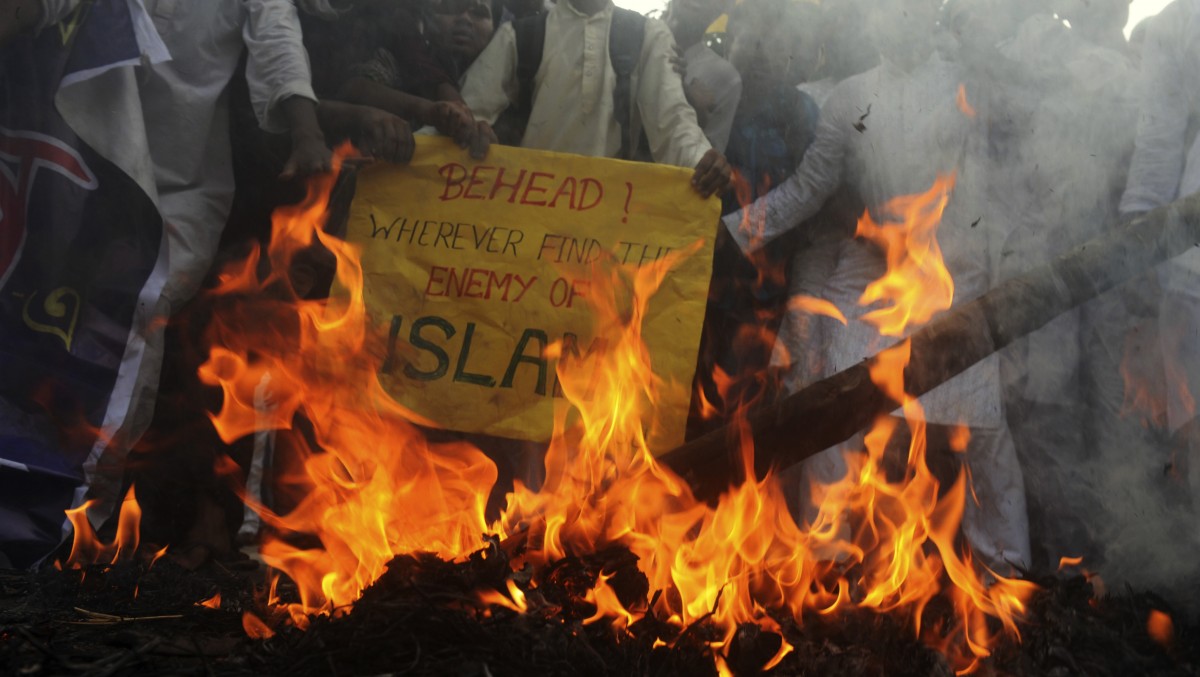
xmin=438 ymin=163 xmax=605 ymax=211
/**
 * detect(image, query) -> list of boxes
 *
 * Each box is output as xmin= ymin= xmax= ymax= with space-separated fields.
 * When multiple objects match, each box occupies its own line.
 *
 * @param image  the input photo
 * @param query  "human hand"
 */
xmin=280 ymin=132 xmax=333 ymax=180
xmin=350 ymin=106 xmax=415 ymax=164
xmin=690 ymin=148 xmax=731 ymax=198
xmin=423 ymin=100 xmax=479 ymax=149
xmin=467 ymin=120 xmax=497 ymax=160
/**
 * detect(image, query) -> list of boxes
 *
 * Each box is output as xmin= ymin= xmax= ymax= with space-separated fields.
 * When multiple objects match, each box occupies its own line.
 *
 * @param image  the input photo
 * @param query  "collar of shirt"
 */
xmin=560 ymin=0 xmax=615 ymax=19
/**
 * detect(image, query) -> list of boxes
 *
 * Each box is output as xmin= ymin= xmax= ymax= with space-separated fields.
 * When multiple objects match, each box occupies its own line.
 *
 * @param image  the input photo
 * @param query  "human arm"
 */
xmin=690 ymin=50 xmax=741 ymax=154
xmin=456 ymin=21 xmax=521 ymax=157
xmin=719 ymin=86 xmax=849 ymax=254
xmin=636 ymin=19 xmax=712 ymax=170
xmin=1119 ymin=5 xmax=1191 ymax=215
xmin=317 ymin=101 xmax=414 ymax=164
xmin=279 ymin=96 xmax=332 ymax=179
xmin=338 ymin=65 xmax=478 ymax=149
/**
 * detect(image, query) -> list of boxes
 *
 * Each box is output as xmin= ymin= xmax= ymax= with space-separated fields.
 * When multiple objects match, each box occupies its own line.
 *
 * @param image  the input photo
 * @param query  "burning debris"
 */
xmin=4 ymin=1 xmax=1200 ymax=675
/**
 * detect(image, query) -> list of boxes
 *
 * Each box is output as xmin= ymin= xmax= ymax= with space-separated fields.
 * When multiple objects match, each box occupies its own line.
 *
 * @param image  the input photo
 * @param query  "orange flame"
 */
xmin=957 ymin=84 xmax=977 ymax=119
xmin=198 ymin=592 xmax=222 ymax=609
xmin=1147 ymin=609 xmax=1174 ymax=649
xmin=196 ymin=161 xmax=1033 ymax=670
xmin=787 ymin=294 xmax=848 ymax=325
xmin=856 ymin=174 xmax=957 ymax=336
xmin=243 ymin=611 xmax=276 ymax=639
xmin=198 ymin=145 xmax=495 ymax=623
xmin=1057 ymin=556 xmax=1084 ymax=572
xmin=60 ymin=485 xmax=143 ymax=569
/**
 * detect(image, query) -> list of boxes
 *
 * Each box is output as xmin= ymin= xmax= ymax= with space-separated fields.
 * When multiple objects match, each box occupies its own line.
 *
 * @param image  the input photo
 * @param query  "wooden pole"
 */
xmin=661 ymin=193 xmax=1200 ymax=501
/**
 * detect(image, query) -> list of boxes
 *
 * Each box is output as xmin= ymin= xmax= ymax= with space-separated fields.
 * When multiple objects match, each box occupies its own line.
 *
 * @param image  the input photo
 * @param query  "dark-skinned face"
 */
xmin=432 ymin=0 xmax=495 ymax=63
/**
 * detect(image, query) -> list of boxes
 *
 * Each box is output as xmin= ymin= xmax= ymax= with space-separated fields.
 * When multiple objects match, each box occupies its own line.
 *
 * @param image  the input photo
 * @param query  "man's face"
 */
xmin=432 ymin=0 xmax=495 ymax=62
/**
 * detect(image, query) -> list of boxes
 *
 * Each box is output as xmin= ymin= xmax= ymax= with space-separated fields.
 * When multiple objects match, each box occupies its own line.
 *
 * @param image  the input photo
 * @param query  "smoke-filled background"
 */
xmin=664 ymin=0 xmax=1200 ymax=614
xmin=621 ymin=0 xmax=1173 ymax=35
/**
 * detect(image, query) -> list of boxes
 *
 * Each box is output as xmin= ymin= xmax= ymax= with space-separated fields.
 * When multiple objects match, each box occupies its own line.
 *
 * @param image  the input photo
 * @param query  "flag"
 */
xmin=0 ymin=0 xmax=167 ymax=568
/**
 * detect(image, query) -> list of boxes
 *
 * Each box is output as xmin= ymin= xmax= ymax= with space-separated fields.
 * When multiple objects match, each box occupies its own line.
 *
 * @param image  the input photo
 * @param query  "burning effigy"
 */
xmin=2 ymin=0 xmax=1199 ymax=675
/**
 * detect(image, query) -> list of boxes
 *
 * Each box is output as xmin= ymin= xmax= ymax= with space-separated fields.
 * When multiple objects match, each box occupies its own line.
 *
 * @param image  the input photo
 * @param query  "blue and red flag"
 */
xmin=0 ymin=1 xmax=168 ymax=567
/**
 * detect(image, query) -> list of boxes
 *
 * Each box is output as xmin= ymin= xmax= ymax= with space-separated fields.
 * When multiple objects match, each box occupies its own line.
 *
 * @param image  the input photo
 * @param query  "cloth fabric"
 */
xmin=797 ymin=77 xmax=837 ymax=108
xmin=459 ymin=0 xmax=710 ymax=167
xmin=41 ymin=0 xmax=316 ymax=311
xmin=995 ymin=15 xmax=1138 ymax=399
xmin=36 ymin=0 xmax=316 ymax=528
xmin=347 ymin=30 xmax=455 ymax=99
xmin=680 ymin=42 xmax=741 ymax=153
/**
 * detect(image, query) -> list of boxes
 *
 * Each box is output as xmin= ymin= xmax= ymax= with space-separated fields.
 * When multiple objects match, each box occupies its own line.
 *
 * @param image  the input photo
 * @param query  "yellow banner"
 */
xmin=346 ymin=137 xmax=718 ymax=451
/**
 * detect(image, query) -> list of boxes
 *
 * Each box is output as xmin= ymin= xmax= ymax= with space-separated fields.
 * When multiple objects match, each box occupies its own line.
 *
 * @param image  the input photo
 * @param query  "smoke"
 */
xmin=932 ymin=0 xmax=1200 ymax=610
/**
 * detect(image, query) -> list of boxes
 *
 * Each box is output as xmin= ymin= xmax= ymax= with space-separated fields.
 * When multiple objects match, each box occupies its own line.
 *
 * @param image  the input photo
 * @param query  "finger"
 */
xmin=396 ymin=121 xmax=416 ymax=164
xmin=453 ymin=113 xmax=474 ymax=148
xmin=469 ymin=121 xmax=492 ymax=160
xmin=697 ymin=164 xmax=726 ymax=198
xmin=691 ymin=153 xmax=716 ymax=187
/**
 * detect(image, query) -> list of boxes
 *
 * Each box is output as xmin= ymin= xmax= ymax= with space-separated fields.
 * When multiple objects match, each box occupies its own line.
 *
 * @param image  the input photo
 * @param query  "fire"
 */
xmin=855 ymin=174 xmax=957 ymax=336
xmin=1147 ymin=609 xmax=1175 ymax=649
xmin=60 ymin=485 xmax=143 ymax=569
xmin=242 ymin=611 xmax=276 ymax=639
xmin=198 ymin=592 xmax=222 ymax=609
xmin=957 ymin=83 xmax=977 ymax=119
xmin=194 ymin=156 xmax=1033 ymax=672
xmin=198 ymin=145 xmax=495 ymax=622
xmin=786 ymin=294 xmax=848 ymax=325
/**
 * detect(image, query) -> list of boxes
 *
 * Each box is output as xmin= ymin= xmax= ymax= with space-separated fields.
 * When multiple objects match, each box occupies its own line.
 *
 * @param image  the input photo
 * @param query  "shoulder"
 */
xmin=687 ymin=45 xmax=741 ymax=87
xmin=640 ymin=15 xmax=673 ymax=46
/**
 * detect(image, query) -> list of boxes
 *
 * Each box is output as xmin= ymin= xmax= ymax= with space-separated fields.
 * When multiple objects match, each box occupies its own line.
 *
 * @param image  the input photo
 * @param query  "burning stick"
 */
xmin=662 ymin=192 xmax=1200 ymax=501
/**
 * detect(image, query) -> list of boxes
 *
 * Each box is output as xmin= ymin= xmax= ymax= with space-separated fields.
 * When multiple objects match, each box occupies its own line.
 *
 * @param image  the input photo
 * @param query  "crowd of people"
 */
xmin=2 ymin=0 xmax=1198 ymax=595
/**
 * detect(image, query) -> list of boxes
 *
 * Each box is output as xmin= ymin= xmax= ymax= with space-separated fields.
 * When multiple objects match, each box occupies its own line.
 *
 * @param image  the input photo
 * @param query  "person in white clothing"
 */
xmin=1 ymin=0 xmax=416 ymax=558
xmin=722 ymin=0 xmax=1030 ymax=571
xmin=664 ymin=0 xmax=741 ymax=154
xmin=457 ymin=0 xmax=731 ymax=197
xmin=1119 ymin=0 xmax=1200 ymax=525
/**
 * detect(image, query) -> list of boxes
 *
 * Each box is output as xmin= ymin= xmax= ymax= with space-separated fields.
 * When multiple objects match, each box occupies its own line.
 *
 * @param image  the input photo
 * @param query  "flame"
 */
xmin=60 ymin=485 xmax=143 ymax=569
xmin=194 ymin=160 xmax=1033 ymax=670
xmin=197 ymin=145 xmax=495 ymax=622
xmin=243 ymin=611 xmax=276 ymax=639
xmin=198 ymin=592 xmax=222 ymax=609
xmin=479 ymin=580 xmax=528 ymax=614
xmin=1147 ymin=610 xmax=1174 ymax=649
xmin=1119 ymin=326 xmax=1168 ymax=429
xmin=787 ymin=294 xmax=848 ymax=325
xmin=957 ymin=84 xmax=977 ymax=119
xmin=1057 ymin=556 xmax=1084 ymax=572
xmin=856 ymin=174 xmax=956 ymax=336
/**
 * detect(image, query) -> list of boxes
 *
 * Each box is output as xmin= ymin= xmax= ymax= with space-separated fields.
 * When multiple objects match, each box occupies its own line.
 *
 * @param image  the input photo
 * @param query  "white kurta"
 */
xmin=459 ymin=0 xmax=711 ymax=167
xmin=680 ymin=42 xmax=741 ymax=154
xmin=1120 ymin=0 xmax=1200 ymax=435
xmin=724 ymin=55 xmax=999 ymax=427
xmin=993 ymin=15 xmax=1139 ymax=404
